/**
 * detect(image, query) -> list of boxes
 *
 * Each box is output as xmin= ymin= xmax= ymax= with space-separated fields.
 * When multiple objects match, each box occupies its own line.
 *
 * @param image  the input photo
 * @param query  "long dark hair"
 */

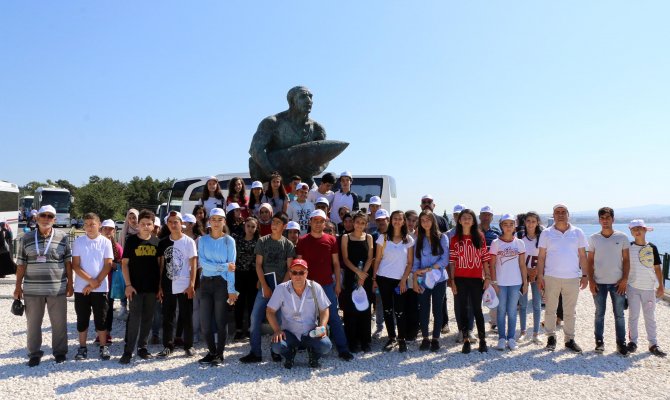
xmin=227 ymin=177 xmax=247 ymax=207
xmin=416 ymin=210 xmax=444 ymax=260
xmin=264 ymin=172 xmax=287 ymax=201
xmin=386 ymin=210 xmax=409 ymax=244
xmin=201 ymin=179 xmax=224 ymax=201
xmin=248 ymin=187 xmax=263 ymax=214
xmin=520 ymin=211 xmax=543 ymax=248
xmin=456 ymin=209 xmax=483 ymax=249
xmin=244 ymin=216 xmax=260 ymax=240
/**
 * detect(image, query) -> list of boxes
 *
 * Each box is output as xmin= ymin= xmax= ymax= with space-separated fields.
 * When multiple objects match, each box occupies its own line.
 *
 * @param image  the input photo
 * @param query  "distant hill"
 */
xmin=571 ymin=204 xmax=670 ymax=218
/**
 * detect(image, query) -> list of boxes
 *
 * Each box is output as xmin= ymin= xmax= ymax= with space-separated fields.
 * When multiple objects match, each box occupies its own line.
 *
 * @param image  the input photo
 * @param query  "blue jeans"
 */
xmin=593 ymin=283 xmax=626 ymax=343
xmin=271 ymin=330 xmax=332 ymax=361
xmin=249 ymin=289 xmax=277 ymax=357
xmin=519 ymin=281 xmax=542 ymax=334
xmin=322 ymin=283 xmax=349 ymax=353
xmin=418 ymin=281 xmax=446 ymax=338
xmin=497 ymin=285 xmax=521 ymax=340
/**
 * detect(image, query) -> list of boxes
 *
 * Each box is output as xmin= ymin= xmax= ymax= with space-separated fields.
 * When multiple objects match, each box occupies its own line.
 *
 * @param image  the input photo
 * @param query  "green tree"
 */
xmin=125 ymin=176 xmax=175 ymax=211
xmin=19 ymin=181 xmax=46 ymax=197
xmin=76 ymin=177 xmax=127 ymax=220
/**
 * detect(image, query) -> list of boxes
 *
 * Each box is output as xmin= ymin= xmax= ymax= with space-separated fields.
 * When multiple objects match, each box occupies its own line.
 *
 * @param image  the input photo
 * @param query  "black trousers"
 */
xmin=234 ymin=269 xmax=258 ymax=332
xmin=377 ymin=275 xmax=407 ymax=340
xmin=342 ymin=275 xmax=373 ymax=348
xmin=454 ymin=277 xmax=486 ymax=340
xmin=199 ymin=276 xmax=229 ymax=356
xmin=162 ymin=290 xmax=194 ymax=349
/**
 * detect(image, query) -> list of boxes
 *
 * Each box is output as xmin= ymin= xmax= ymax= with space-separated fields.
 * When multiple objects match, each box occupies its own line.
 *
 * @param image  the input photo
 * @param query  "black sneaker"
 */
xmin=210 ymin=354 xmax=224 ymax=366
xmin=284 ymin=349 xmax=296 ymax=369
xmin=240 ymin=353 xmax=262 ymax=363
xmin=419 ymin=338 xmax=430 ymax=351
xmin=546 ymin=335 xmax=557 ymax=351
xmin=271 ymin=351 xmax=282 ymax=362
xmin=28 ymin=356 xmax=41 ymax=367
xmin=398 ymin=340 xmax=407 ymax=353
xmin=338 ymin=351 xmax=354 ymax=361
xmin=649 ymin=345 xmax=667 ymax=358
xmin=382 ymin=338 xmax=397 ymax=352
xmin=627 ymin=342 xmax=638 ymax=353
xmin=430 ymin=339 xmax=440 ymax=352
xmin=157 ymin=347 xmax=173 ymax=358
xmin=565 ymin=339 xmax=583 ymax=353
xmin=478 ymin=339 xmax=488 ymax=353
xmin=119 ymin=353 xmax=132 ymax=364
xmin=616 ymin=343 xmax=629 ymax=356
xmin=462 ymin=340 xmax=471 ymax=354
xmin=595 ymin=340 xmax=605 ymax=353
xmin=308 ymin=349 xmax=320 ymax=368
xmin=137 ymin=348 xmax=153 ymax=360
xmin=184 ymin=348 xmax=196 ymax=357
xmin=75 ymin=347 xmax=88 ymax=360
xmin=55 ymin=355 xmax=66 ymax=364
xmin=198 ymin=353 xmax=216 ymax=364
xmin=99 ymin=346 xmax=111 ymax=360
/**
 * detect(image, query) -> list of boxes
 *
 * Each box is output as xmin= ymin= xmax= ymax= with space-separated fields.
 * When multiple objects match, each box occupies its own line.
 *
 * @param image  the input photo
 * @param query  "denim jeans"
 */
xmin=322 ymin=283 xmax=348 ymax=353
xmin=199 ymin=276 xmax=229 ymax=356
xmin=249 ymin=289 xmax=282 ymax=356
xmin=593 ymin=283 xmax=626 ymax=344
xmin=418 ymin=281 xmax=446 ymax=339
xmin=497 ymin=285 xmax=521 ymax=340
xmin=271 ymin=330 xmax=332 ymax=361
xmin=519 ymin=281 xmax=542 ymax=334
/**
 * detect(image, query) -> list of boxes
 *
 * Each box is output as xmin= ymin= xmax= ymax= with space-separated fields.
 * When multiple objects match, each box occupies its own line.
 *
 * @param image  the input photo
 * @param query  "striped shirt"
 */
xmin=17 ymin=229 xmax=71 ymax=296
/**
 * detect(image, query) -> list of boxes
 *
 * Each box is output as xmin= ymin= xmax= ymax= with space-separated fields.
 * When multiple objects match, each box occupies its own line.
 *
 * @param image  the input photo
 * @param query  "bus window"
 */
xmin=0 ymin=191 xmax=18 ymax=213
xmin=189 ymin=185 xmax=205 ymax=201
xmin=168 ymin=179 xmax=200 ymax=209
xmin=350 ymin=178 xmax=383 ymax=203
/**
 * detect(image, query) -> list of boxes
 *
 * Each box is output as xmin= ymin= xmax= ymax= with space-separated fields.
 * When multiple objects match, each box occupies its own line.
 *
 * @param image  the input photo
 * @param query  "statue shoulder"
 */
xmin=309 ymin=119 xmax=327 ymax=139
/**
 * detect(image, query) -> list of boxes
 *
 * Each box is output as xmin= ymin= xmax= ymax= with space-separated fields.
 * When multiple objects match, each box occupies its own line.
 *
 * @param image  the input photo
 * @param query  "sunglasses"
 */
xmin=39 ymin=214 xmax=55 ymax=219
xmin=421 ymin=200 xmax=433 ymax=204
xmin=290 ymin=270 xmax=306 ymax=276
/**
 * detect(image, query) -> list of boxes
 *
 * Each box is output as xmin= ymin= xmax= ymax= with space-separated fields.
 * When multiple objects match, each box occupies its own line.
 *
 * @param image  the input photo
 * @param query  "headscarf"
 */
xmin=119 ymin=208 xmax=140 ymax=248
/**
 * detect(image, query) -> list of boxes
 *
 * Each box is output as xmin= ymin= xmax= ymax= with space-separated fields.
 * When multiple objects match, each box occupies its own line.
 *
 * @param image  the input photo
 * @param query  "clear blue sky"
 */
xmin=2 ymin=1 xmax=668 ymax=215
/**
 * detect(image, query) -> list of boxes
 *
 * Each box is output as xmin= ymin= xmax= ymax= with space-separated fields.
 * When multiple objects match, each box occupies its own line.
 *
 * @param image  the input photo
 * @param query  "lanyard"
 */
xmin=290 ymin=283 xmax=308 ymax=314
xmin=35 ymin=229 xmax=55 ymax=257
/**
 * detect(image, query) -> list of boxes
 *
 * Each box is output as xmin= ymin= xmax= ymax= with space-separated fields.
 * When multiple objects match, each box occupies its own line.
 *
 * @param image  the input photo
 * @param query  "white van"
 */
xmin=161 ymin=172 xmax=397 ymax=217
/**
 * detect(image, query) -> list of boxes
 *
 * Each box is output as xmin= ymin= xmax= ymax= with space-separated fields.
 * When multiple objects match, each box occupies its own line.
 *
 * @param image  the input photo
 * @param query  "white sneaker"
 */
xmin=468 ymin=332 xmax=478 ymax=344
xmin=532 ymin=334 xmax=543 ymax=345
xmin=508 ymin=339 xmax=517 ymax=350
xmin=517 ymin=331 xmax=528 ymax=342
xmin=496 ymin=339 xmax=507 ymax=351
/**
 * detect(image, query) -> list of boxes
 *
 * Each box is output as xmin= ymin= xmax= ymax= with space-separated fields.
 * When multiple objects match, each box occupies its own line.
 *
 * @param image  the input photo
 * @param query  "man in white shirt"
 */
xmin=537 ymin=204 xmax=589 ymax=353
xmin=287 ymin=183 xmax=314 ymax=234
xmin=586 ymin=207 xmax=630 ymax=356
xmin=329 ymin=171 xmax=359 ymax=224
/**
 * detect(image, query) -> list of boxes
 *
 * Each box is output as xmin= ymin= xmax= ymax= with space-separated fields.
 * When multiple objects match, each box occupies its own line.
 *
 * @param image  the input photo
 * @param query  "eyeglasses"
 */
xmin=38 ymin=214 xmax=55 ymax=219
xmin=290 ymin=270 xmax=306 ymax=276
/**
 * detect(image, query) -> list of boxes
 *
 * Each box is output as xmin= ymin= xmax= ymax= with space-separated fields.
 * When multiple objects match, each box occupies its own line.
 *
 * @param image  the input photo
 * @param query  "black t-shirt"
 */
xmin=123 ymin=234 xmax=161 ymax=293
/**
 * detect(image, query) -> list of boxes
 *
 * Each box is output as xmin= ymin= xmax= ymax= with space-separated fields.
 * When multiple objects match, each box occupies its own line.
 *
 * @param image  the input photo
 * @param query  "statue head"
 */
xmin=287 ymin=86 xmax=313 ymax=115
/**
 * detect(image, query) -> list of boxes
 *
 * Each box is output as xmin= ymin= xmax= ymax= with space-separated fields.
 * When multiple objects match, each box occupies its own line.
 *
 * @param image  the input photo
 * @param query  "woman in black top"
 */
xmin=233 ymin=217 xmax=260 ymax=341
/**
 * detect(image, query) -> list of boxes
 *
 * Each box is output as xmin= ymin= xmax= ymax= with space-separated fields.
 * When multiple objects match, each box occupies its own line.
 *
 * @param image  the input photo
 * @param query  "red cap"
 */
xmin=290 ymin=259 xmax=309 ymax=269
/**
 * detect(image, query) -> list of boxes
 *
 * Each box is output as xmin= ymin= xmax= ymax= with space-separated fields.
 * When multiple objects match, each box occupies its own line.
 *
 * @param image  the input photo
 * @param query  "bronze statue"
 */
xmin=248 ymin=86 xmax=348 ymax=185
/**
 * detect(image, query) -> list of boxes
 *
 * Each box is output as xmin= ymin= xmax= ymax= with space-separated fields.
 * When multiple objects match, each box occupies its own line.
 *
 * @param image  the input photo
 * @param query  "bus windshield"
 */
xmin=42 ymin=192 xmax=71 ymax=213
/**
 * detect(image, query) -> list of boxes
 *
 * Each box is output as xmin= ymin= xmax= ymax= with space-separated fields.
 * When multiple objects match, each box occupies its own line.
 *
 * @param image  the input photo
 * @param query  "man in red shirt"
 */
xmin=297 ymin=209 xmax=353 ymax=361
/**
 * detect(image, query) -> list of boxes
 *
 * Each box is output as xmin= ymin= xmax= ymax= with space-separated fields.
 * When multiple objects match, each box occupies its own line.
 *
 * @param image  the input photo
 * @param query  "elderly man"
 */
xmin=249 ymin=86 xmax=328 ymax=185
xmin=14 ymin=205 xmax=73 ymax=367
xmin=537 ymin=204 xmax=589 ymax=353
xmin=267 ymin=259 xmax=332 ymax=369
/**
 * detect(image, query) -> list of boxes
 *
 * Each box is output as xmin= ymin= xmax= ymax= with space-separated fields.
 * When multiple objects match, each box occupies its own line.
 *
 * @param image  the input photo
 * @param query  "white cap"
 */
xmin=310 ymin=209 xmax=327 ymax=220
xmin=351 ymin=286 xmax=370 ymax=311
xmin=101 ymin=219 xmax=115 ymax=229
xmin=315 ymin=197 xmax=329 ymax=206
xmin=499 ymin=213 xmax=515 ymax=223
xmin=209 ymin=208 xmax=226 ymax=218
xmin=154 ymin=217 xmax=161 ymax=227
xmin=166 ymin=211 xmax=183 ymax=221
xmin=226 ymin=203 xmax=240 ymax=214
xmin=369 ymin=196 xmax=382 ymax=206
xmin=553 ymin=204 xmax=568 ymax=211
xmin=480 ymin=206 xmax=493 ymax=214
xmin=375 ymin=209 xmax=390 ymax=220
xmin=482 ymin=285 xmax=499 ymax=309
xmin=340 ymin=171 xmax=353 ymax=179
xmin=421 ymin=194 xmax=434 ymax=201
xmin=423 ymin=269 xmax=438 ymax=289
xmin=38 ymin=205 xmax=56 ymax=216
xmin=295 ymin=182 xmax=309 ymax=191
xmin=182 ymin=214 xmax=196 ymax=224
xmin=251 ymin=180 xmax=263 ymax=190
xmin=453 ymin=204 xmax=465 ymax=214
xmin=286 ymin=221 xmax=301 ymax=231
xmin=206 ymin=175 xmax=218 ymax=182
xmin=629 ymin=219 xmax=654 ymax=231
xmin=31 ymin=210 xmax=38 ymax=216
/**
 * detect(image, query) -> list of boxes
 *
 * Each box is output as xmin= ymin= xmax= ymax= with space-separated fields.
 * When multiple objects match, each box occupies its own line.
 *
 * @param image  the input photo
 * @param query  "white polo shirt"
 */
xmin=538 ymin=224 xmax=588 ymax=279
xmin=267 ymin=280 xmax=331 ymax=339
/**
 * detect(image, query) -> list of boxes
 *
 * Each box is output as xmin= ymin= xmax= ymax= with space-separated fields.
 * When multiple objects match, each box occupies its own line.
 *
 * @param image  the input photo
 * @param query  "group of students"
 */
xmin=12 ymin=171 xmax=667 ymax=369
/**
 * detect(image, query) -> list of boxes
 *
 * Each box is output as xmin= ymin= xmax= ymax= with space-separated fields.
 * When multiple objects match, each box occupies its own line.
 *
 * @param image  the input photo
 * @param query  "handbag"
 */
xmin=110 ymin=264 xmax=126 ymax=300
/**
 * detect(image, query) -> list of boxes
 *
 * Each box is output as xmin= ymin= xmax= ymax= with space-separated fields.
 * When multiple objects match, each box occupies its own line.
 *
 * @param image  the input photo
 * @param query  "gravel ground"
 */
xmin=1 ymin=277 xmax=668 ymax=400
